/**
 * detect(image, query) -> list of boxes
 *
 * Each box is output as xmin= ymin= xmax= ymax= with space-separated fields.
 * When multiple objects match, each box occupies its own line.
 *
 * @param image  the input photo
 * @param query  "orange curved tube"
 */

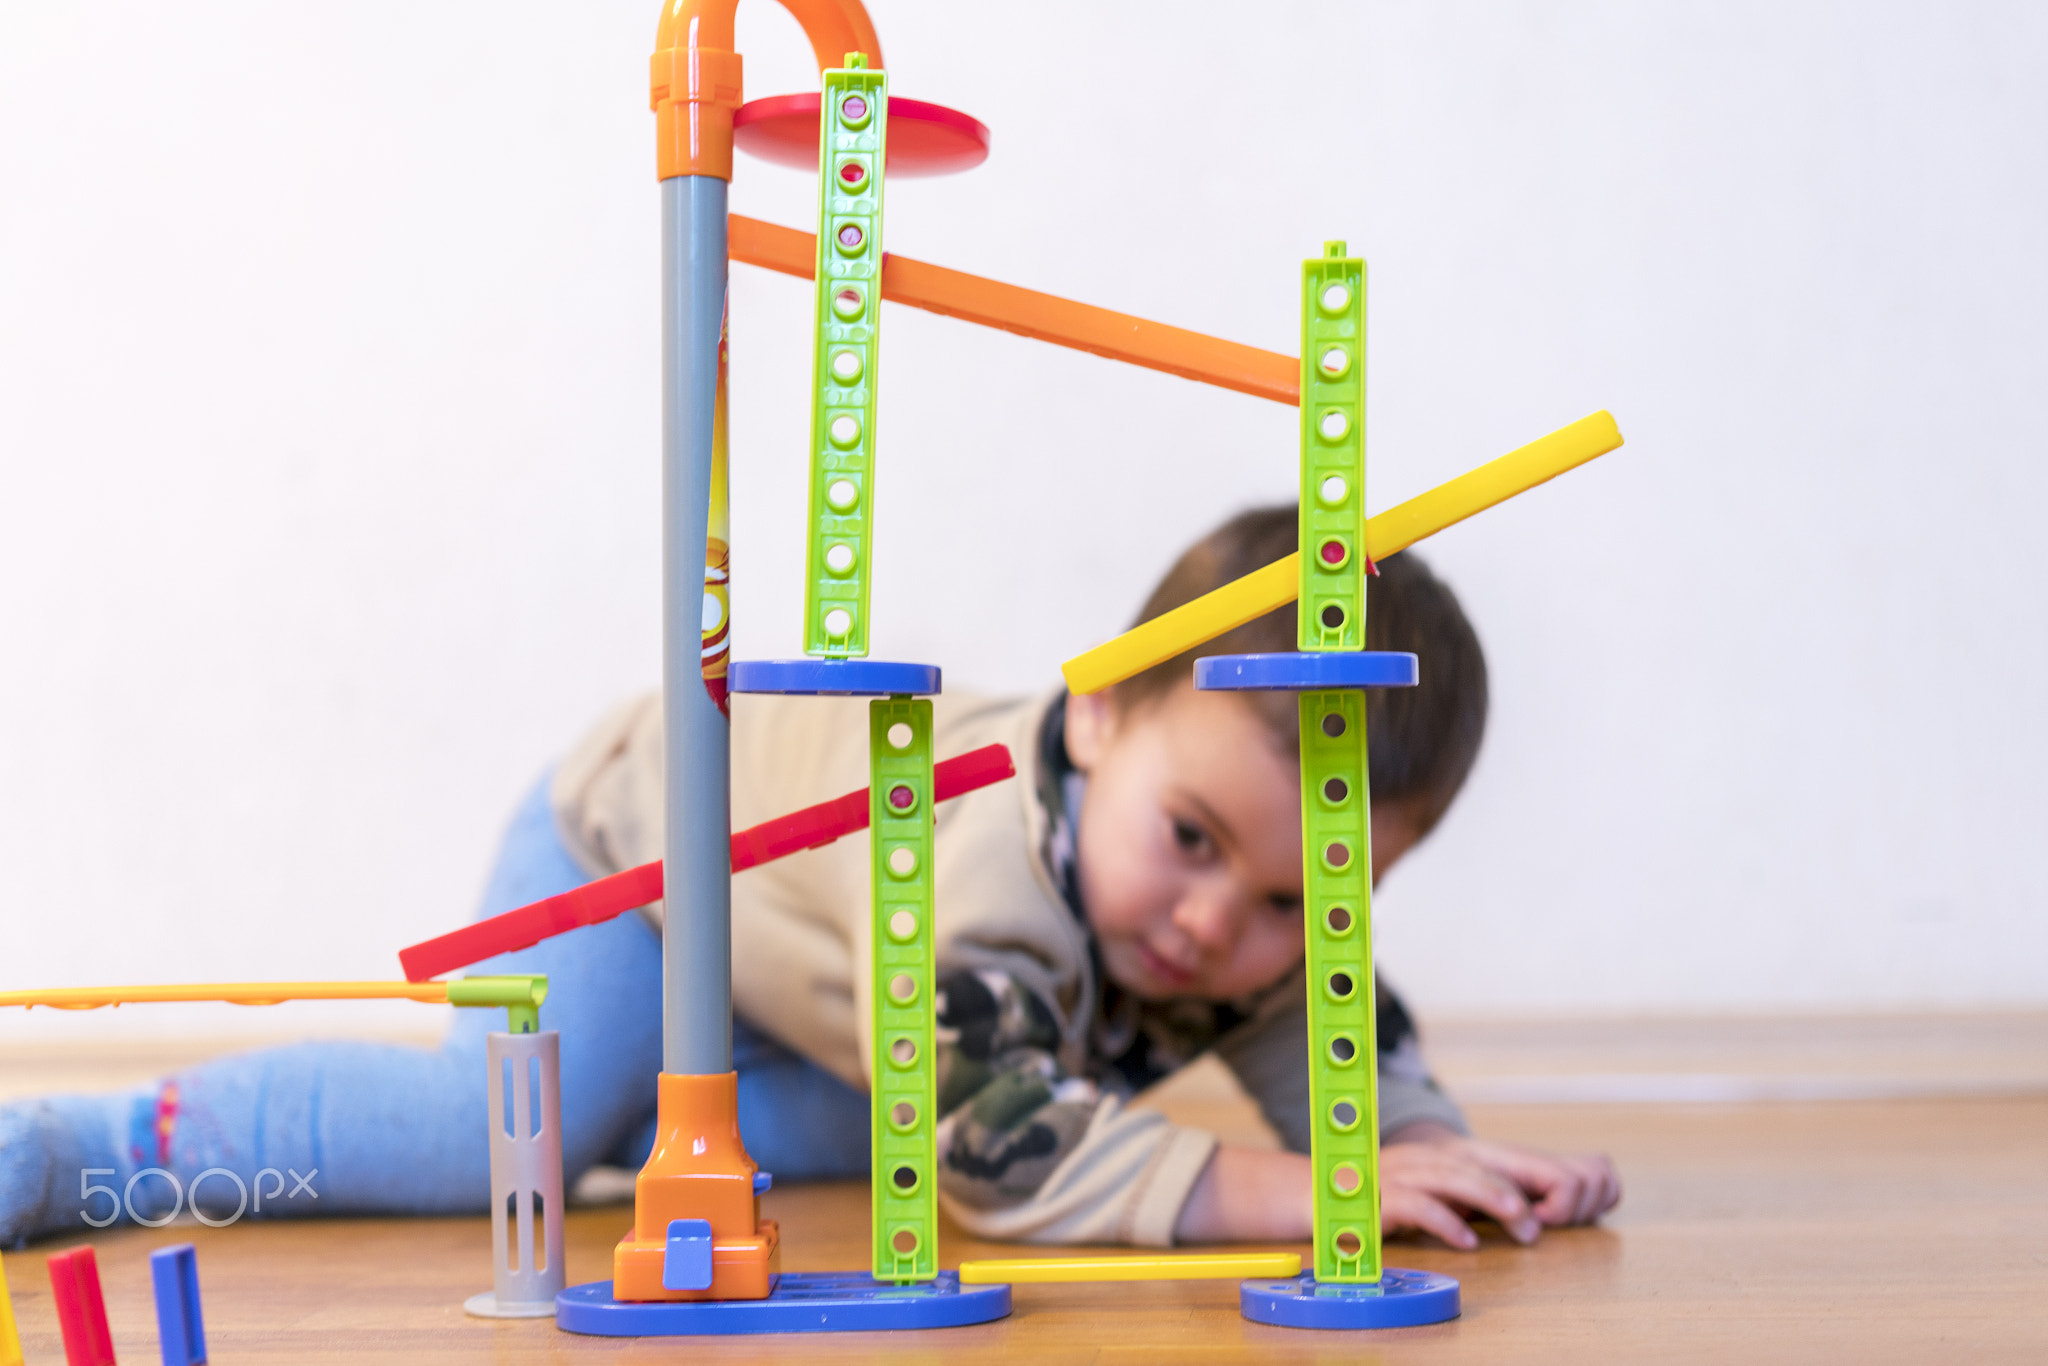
xmin=730 ymin=215 xmax=1301 ymax=404
xmin=652 ymin=0 xmax=884 ymax=180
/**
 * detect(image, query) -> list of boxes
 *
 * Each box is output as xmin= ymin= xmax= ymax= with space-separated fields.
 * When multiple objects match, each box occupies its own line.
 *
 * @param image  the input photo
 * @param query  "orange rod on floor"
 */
xmin=729 ymin=215 xmax=1300 ymax=405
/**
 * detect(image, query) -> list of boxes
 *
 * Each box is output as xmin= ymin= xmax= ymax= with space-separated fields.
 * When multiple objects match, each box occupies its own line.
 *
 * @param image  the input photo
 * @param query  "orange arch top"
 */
xmin=652 ymin=0 xmax=885 ymax=180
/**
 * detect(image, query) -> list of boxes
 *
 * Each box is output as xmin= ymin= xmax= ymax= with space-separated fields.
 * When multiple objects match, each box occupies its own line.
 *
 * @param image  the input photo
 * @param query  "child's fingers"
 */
xmin=1381 ymin=1186 xmax=1480 ymax=1251
xmin=1528 ymin=1159 xmax=1590 ymax=1225
xmin=1389 ymin=1149 xmax=1539 ymax=1243
xmin=1538 ymin=1153 xmax=1617 ymax=1225
xmin=1458 ymin=1139 xmax=1620 ymax=1228
xmin=1452 ymin=1139 xmax=1582 ymax=1225
xmin=1580 ymin=1155 xmax=1622 ymax=1223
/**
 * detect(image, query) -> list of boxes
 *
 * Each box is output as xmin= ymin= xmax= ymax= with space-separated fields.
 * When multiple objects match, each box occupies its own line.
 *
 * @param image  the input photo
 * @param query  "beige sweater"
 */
xmin=550 ymin=688 xmax=1463 ymax=1246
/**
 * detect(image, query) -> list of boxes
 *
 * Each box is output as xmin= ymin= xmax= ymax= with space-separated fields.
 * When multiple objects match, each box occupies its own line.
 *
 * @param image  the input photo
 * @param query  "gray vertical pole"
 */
xmin=661 ymin=174 xmax=733 ymax=1076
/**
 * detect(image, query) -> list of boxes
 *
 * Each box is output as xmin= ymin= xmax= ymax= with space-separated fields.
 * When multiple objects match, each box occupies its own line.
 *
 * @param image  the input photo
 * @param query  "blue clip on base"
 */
xmin=556 ymin=1271 xmax=1012 ymax=1336
xmin=1239 ymin=1269 xmax=1460 ymax=1329
xmin=730 ymin=659 xmax=942 ymax=697
xmin=1194 ymin=651 xmax=1419 ymax=692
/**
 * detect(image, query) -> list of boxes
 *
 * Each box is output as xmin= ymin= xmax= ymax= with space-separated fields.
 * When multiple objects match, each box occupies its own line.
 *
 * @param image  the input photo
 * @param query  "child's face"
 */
xmin=1065 ymin=683 xmax=1422 ymax=1003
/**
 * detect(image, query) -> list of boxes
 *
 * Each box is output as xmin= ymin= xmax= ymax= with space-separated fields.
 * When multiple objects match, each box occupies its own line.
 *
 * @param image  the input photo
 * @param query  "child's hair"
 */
xmin=1111 ymin=505 xmax=1488 ymax=835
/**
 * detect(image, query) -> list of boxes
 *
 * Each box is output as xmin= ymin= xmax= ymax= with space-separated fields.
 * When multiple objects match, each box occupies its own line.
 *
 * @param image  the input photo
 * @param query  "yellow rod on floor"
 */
xmin=0 ymin=982 xmax=453 ymax=1011
xmin=1060 ymin=410 xmax=1625 ymax=695
xmin=957 ymin=1252 xmax=1302 ymax=1284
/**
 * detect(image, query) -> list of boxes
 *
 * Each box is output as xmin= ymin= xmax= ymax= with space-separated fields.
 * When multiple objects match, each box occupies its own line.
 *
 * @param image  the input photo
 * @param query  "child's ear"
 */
xmin=1063 ymin=690 xmax=1118 ymax=775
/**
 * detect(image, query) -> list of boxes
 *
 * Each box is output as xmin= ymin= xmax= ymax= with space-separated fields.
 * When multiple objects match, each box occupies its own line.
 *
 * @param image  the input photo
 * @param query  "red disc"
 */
xmin=734 ymin=92 xmax=991 ymax=178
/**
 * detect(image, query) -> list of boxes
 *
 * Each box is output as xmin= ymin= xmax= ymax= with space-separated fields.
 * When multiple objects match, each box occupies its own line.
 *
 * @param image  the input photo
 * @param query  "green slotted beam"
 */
xmin=1299 ymin=691 xmax=1380 ymax=1282
xmin=869 ymin=697 xmax=939 ymax=1281
xmin=803 ymin=55 xmax=889 ymax=658
xmin=1298 ymin=242 xmax=1382 ymax=1283
xmin=1299 ymin=241 xmax=1367 ymax=651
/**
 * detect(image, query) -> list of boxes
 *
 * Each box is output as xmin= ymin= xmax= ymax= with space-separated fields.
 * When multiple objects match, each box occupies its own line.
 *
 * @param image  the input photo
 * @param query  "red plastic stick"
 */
xmin=399 ymin=743 xmax=1016 ymax=982
xmin=47 ymin=1246 xmax=116 ymax=1366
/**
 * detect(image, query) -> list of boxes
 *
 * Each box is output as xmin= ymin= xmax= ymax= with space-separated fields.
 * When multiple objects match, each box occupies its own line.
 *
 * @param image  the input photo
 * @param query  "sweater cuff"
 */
xmin=1127 ymin=1124 xmax=1220 ymax=1248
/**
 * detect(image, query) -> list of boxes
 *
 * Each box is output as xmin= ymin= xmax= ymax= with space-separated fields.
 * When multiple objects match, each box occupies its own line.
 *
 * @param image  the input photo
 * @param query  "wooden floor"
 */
xmin=5 ymin=1095 xmax=2046 ymax=1363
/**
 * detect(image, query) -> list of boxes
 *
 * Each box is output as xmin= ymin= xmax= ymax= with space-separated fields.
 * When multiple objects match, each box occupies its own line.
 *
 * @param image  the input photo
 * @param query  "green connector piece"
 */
xmin=1298 ymin=691 xmax=1381 ymax=1282
xmin=447 ymin=974 xmax=549 ymax=1034
xmin=1299 ymin=241 xmax=1368 ymax=652
xmin=868 ymin=696 xmax=938 ymax=1281
xmin=803 ymin=56 xmax=889 ymax=658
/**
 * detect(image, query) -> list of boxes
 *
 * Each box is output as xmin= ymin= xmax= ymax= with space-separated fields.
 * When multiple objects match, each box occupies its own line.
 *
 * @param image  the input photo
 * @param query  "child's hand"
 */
xmin=1381 ymin=1123 xmax=1620 ymax=1250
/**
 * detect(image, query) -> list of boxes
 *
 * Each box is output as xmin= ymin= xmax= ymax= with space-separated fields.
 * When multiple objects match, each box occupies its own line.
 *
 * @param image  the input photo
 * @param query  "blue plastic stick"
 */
xmin=151 ymin=1244 xmax=208 ymax=1366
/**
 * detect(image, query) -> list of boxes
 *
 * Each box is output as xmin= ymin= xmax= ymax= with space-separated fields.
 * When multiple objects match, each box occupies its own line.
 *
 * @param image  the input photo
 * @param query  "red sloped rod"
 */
xmin=398 ymin=744 xmax=1016 ymax=982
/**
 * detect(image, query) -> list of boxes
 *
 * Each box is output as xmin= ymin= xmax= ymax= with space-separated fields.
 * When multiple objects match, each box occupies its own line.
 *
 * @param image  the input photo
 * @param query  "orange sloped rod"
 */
xmin=729 ymin=215 xmax=1302 ymax=405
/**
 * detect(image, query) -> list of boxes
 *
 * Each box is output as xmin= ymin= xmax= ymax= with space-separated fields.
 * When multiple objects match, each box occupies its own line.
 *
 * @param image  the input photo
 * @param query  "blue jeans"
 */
xmin=0 ymin=776 xmax=870 ymax=1242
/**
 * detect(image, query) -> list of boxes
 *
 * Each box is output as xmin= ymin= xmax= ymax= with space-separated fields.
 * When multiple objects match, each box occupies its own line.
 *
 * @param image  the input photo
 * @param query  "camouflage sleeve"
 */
xmin=932 ymin=966 xmax=1218 ymax=1246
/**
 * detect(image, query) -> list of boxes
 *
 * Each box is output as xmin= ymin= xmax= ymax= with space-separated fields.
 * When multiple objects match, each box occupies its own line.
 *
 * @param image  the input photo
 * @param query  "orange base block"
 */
xmin=612 ymin=1071 xmax=780 ymax=1303
xmin=613 ymin=1219 xmax=780 ymax=1301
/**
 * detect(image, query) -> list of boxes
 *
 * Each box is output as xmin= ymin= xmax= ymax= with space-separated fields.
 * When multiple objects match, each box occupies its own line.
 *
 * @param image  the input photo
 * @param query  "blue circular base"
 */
xmin=555 ymin=1272 xmax=1011 ymax=1336
xmin=729 ymin=659 xmax=942 ymax=697
xmin=1195 ymin=651 xmax=1419 ymax=692
xmin=1240 ymin=1269 xmax=1460 ymax=1329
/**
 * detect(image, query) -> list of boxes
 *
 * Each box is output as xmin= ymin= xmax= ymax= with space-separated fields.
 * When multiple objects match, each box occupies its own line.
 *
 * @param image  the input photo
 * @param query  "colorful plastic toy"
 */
xmin=1062 ymin=410 xmax=1624 ymax=696
xmin=0 ymin=1247 xmax=23 ymax=1366
xmin=727 ymin=213 xmax=1298 ymax=400
xmin=148 ymin=1245 xmax=207 ymax=1366
xmin=1241 ymin=1267 xmax=1463 ymax=1329
xmin=1300 ymin=244 xmax=1371 ymax=651
xmin=557 ymin=1270 xmax=1010 ymax=1334
xmin=0 ymin=976 xmax=546 ymax=1016
xmin=866 ymin=697 xmax=939 ymax=1281
xmin=958 ymin=1253 xmax=1302 ymax=1284
xmin=48 ymin=1246 xmax=117 ymax=1366
xmin=1176 ymin=244 xmax=1457 ymax=1326
xmin=396 ymin=742 xmax=1015 ymax=982
xmin=803 ymin=56 xmax=889 ymax=658
xmin=555 ymin=0 xmax=1619 ymax=1336
xmin=465 ymin=1008 xmax=567 ymax=1318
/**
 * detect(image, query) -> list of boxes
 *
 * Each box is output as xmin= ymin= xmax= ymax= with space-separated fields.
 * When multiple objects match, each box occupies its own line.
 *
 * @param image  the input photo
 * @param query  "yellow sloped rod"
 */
xmin=1061 ymin=410 xmax=1624 ymax=695
xmin=957 ymin=1252 xmax=1302 ymax=1284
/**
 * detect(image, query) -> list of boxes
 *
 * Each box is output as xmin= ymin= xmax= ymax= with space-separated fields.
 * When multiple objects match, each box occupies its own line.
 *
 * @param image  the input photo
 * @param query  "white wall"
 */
xmin=2 ymin=1 xmax=2043 ymax=1039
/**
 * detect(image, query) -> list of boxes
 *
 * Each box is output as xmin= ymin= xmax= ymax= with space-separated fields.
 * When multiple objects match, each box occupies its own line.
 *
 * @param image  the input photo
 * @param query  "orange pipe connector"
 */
xmin=652 ymin=0 xmax=884 ymax=180
xmin=730 ymin=215 xmax=1302 ymax=404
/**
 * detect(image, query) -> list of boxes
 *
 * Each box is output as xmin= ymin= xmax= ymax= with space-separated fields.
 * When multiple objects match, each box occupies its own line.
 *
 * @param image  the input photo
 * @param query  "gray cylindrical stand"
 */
xmin=661 ymin=173 xmax=734 ymax=1076
xmin=464 ymin=1030 xmax=566 ymax=1318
